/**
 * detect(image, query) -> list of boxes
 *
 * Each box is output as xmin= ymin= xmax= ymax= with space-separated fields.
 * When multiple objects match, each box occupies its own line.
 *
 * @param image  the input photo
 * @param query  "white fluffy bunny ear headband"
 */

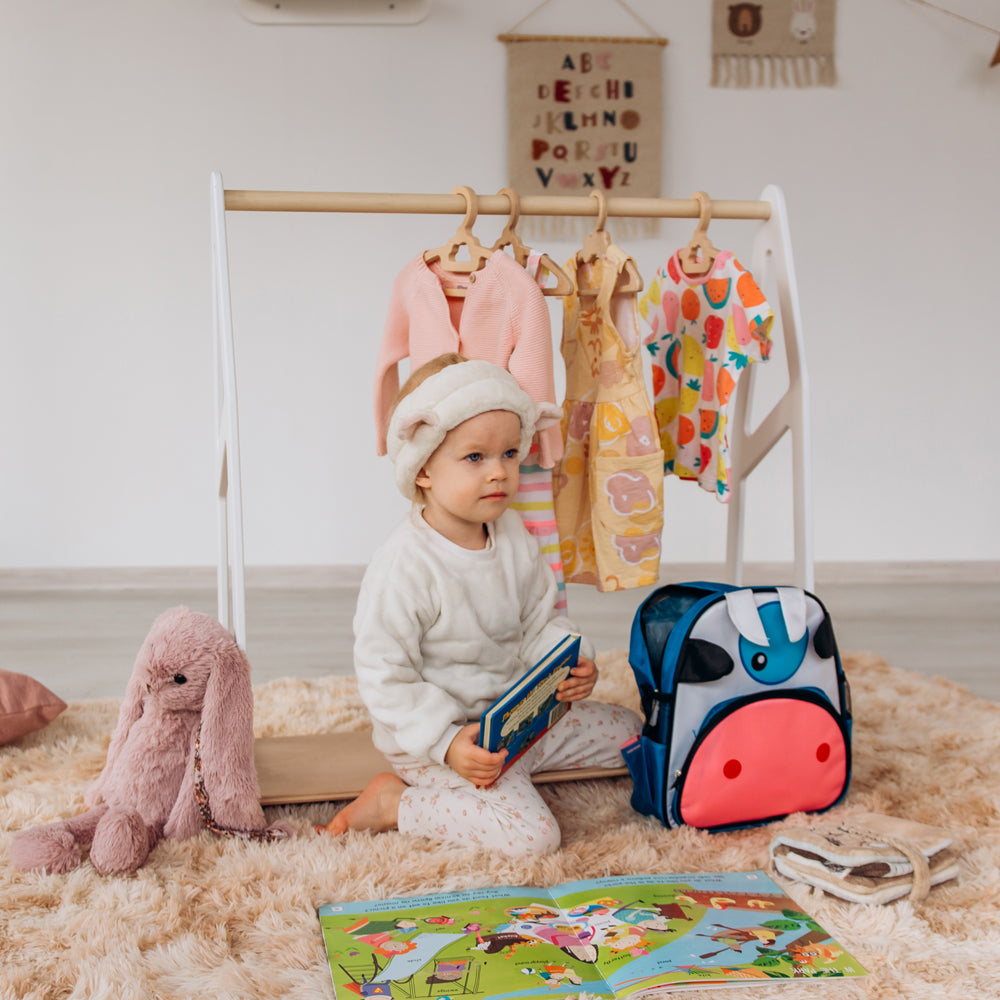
xmin=387 ymin=359 xmax=561 ymax=500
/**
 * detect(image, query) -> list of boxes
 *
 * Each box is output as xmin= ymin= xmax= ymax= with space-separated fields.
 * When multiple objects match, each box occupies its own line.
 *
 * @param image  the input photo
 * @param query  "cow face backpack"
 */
xmin=622 ymin=582 xmax=852 ymax=831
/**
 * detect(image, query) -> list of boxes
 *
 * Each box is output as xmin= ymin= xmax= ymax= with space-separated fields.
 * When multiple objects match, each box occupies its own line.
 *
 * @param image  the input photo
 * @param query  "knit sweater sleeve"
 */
xmin=373 ymin=263 xmax=416 ymax=456
xmin=504 ymin=272 xmax=564 ymax=469
xmin=506 ymin=513 xmax=595 ymax=667
xmin=353 ymin=539 xmax=468 ymax=765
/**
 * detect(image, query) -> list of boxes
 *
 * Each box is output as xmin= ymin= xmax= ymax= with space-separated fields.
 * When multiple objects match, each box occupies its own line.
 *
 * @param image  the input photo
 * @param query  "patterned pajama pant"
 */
xmin=393 ymin=701 xmax=640 ymax=858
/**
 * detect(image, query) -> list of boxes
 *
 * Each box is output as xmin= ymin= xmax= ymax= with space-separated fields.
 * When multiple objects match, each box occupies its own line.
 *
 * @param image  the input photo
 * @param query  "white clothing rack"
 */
xmin=210 ymin=174 xmax=813 ymax=650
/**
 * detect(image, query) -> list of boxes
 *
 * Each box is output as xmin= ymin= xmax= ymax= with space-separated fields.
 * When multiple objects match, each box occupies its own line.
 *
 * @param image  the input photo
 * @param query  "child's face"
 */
xmin=416 ymin=409 xmax=521 ymax=549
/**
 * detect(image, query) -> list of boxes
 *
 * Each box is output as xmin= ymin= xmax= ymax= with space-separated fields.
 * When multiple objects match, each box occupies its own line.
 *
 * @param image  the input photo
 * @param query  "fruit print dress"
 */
xmin=553 ymin=245 xmax=663 ymax=592
xmin=638 ymin=250 xmax=774 ymax=503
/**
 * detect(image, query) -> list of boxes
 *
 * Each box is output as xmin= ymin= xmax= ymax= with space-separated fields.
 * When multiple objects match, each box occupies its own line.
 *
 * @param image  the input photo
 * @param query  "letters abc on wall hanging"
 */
xmin=499 ymin=33 xmax=668 ymax=241
xmin=712 ymin=0 xmax=838 ymax=87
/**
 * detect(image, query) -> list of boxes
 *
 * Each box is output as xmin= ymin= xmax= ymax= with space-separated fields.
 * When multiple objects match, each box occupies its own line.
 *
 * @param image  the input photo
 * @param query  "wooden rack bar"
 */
xmin=223 ymin=189 xmax=771 ymax=221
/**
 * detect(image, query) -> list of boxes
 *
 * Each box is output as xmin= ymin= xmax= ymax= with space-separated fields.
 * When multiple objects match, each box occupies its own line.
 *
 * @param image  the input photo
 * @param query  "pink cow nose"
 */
xmin=679 ymin=697 xmax=848 ymax=829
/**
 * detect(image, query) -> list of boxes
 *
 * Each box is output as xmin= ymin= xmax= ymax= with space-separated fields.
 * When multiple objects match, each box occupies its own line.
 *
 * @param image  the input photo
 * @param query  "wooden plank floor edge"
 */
xmin=254 ymin=733 xmax=630 ymax=806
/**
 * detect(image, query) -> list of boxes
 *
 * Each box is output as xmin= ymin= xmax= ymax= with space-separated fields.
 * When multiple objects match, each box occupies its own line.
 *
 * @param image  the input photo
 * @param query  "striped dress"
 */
xmin=510 ymin=443 xmax=567 ymax=614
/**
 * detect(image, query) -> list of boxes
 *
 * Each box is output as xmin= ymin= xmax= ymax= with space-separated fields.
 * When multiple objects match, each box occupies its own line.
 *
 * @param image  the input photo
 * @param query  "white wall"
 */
xmin=2 ymin=0 xmax=998 ymax=571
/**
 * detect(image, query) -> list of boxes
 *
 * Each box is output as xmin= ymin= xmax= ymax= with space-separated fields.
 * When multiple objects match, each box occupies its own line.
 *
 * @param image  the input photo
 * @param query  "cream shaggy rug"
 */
xmin=2 ymin=651 xmax=999 ymax=1000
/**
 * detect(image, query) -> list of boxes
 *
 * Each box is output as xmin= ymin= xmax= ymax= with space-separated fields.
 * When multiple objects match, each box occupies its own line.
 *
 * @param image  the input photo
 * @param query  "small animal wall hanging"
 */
xmin=711 ymin=0 xmax=838 ymax=87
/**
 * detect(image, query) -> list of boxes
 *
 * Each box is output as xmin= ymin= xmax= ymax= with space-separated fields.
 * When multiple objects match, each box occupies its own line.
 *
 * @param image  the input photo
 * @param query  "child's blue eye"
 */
xmin=504 ymin=449 xmax=519 ymax=460
xmin=464 ymin=452 xmax=483 ymax=463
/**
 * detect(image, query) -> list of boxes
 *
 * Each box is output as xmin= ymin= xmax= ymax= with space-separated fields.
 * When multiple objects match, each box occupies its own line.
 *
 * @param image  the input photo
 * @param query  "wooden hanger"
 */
xmin=678 ymin=191 xmax=718 ymax=277
xmin=575 ymin=190 xmax=643 ymax=296
xmin=492 ymin=187 xmax=572 ymax=297
xmin=576 ymin=189 xmax=612 ymax=264
xmin=423 ymin=186 xmax=493 ymax=294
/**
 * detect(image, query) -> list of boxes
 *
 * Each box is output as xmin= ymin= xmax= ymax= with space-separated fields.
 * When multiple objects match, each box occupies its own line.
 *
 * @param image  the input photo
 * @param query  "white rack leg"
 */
xmin=210 ymin=171 xmax=248 ymax=649
xmin=726 ymin=185 xmax=814 ymax=591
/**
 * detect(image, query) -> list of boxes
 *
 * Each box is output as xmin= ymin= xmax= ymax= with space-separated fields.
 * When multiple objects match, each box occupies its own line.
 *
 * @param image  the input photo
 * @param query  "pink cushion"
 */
xmin=0 ymin=669 xmax=67 ymax=744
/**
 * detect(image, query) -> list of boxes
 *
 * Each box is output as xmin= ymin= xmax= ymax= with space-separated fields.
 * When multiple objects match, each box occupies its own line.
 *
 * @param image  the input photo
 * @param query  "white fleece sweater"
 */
xmin=353 ymin=509 xmax=593 ymax=767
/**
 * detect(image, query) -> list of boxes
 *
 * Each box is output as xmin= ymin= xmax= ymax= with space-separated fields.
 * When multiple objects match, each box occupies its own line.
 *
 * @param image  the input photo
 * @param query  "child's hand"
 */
xmin=557 ymin=655 xmax=598 ymax=702
xmin=445 ymin=724 xmax=508 ymax=786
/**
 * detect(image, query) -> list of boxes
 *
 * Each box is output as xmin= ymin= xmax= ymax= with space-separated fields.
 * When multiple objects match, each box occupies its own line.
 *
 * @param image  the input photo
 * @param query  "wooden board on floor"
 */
xmin=254 ymin=732 xmax=629 ymax=805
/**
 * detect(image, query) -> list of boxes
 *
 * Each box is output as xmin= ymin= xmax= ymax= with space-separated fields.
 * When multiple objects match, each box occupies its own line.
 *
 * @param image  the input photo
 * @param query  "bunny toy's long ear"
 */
xmin=193 ymin=624 xmax=267 ymax=833
xmin=85 ymin=626 xmax=154 ymax=807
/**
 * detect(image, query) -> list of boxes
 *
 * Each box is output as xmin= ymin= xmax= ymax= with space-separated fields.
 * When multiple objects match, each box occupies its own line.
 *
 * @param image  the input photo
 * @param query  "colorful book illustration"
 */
xmin=478 ymin=633 xmax=580 ymax=778
xmin=318 ymin=870 xmax=867 ymax=997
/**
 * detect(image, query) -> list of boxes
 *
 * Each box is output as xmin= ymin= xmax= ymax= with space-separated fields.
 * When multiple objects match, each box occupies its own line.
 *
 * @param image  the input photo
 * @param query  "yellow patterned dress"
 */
xmin=553 ymin=246 xmax=664 ymax=592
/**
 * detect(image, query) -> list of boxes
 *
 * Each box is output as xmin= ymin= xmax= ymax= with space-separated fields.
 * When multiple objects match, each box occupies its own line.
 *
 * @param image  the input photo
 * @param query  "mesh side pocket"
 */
xmin=623 ymin=734 xmax=670 ymax=825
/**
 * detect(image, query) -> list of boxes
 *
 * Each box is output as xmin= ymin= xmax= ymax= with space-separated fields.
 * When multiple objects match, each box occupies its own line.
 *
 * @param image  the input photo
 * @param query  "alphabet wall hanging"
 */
xmin=499 ymin=1 xmax=668 ymax=240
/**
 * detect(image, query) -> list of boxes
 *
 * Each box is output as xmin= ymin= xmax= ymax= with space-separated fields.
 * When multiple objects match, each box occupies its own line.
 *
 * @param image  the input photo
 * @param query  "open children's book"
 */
xmin=478 ymin=633 xmax=580 ymax=779
xmin=318 ymin=870 xmax=867 ymax=997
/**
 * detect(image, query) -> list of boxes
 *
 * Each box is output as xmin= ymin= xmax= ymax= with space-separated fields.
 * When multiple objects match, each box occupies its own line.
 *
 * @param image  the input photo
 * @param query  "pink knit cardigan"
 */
xmin=373 ymin=251 xmax=563 ymax=468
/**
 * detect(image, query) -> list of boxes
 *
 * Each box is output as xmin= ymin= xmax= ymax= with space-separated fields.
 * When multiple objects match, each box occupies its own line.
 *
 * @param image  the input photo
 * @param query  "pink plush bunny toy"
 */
xmin=11 ymin=606 xmax=287 ymax=875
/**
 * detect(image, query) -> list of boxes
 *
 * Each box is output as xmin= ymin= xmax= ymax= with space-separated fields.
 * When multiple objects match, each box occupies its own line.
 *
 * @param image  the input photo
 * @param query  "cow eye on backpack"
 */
xmin=622 ymin=582 xmax=852 ymax=831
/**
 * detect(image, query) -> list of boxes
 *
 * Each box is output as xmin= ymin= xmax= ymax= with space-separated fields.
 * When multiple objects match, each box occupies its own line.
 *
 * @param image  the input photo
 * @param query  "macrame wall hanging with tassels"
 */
xmin=499 ymin=0 xmax=668 ymax=242
xmin=712 ymin=0 xmax=837 ymax=88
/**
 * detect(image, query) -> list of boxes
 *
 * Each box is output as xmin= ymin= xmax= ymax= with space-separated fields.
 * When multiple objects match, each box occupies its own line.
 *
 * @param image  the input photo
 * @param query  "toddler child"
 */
xmin=319 ymin=354 xmax=639 ymax=857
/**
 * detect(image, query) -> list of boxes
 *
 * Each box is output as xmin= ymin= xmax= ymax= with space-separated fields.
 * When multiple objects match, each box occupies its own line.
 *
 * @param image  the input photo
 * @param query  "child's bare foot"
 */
xmin=316 ymin=772 xmax=406 ymax=836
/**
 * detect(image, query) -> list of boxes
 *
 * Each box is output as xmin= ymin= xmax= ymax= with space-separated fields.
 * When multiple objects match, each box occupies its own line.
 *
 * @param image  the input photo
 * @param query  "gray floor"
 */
xmin=2 ymin=577 xmax=997 ymax=704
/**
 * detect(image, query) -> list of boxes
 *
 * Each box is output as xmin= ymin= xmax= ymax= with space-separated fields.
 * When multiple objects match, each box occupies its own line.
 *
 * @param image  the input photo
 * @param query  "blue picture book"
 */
xmin=478 ymin=633 xmax=580 ymax=778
